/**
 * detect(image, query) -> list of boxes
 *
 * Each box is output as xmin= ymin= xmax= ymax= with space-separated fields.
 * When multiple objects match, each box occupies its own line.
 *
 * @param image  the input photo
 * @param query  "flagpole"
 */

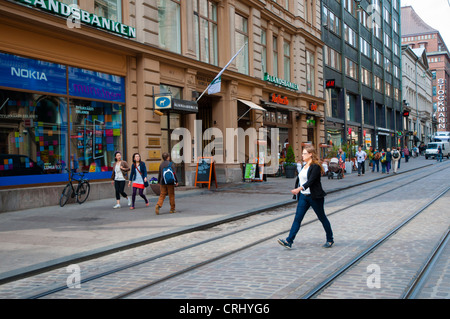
xmin=196 ymin=42 xmax=248 ymax=103
xmin=196 ymin=81 xmax=213 ymax=103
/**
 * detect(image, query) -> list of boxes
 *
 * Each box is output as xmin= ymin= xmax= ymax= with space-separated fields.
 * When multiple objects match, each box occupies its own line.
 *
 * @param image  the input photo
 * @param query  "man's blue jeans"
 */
xmin=287 ymin=194 xmax=334 ymax=244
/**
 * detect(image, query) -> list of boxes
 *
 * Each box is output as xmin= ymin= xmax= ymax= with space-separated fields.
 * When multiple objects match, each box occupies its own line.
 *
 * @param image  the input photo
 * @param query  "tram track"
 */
xmin=302 ymin=186 xmax=449 ymax=299
xmin=402 ymin=228 xmax=450 ymax=299
xmin=0 ymin=161 xmax=445 ymax=299
xmin=13 ymin=162 xmax=446 ymax=299
xmin=0 ymin=161 xmax=440 ymax=288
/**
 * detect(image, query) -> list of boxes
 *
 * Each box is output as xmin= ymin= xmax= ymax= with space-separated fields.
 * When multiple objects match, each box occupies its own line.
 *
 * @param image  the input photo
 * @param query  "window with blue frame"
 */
xmin=0 ymin=52 xmax=125 ymax=187
xmin=0 ymin=90 xmax=68 ymax=184
xmin=69 ymin=99 xmax=123 ymax=180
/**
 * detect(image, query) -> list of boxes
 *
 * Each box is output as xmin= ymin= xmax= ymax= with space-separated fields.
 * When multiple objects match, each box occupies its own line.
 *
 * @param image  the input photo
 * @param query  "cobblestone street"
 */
xmin=0 ymin=158 xmax=448 ymax=301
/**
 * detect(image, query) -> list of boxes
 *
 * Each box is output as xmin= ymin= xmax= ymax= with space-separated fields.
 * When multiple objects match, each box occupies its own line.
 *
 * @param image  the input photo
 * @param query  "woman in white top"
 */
xmin=278 ymin=145 xmax=334 ymax=249
xmin=111 ymin=151 xmax=131 ymax=209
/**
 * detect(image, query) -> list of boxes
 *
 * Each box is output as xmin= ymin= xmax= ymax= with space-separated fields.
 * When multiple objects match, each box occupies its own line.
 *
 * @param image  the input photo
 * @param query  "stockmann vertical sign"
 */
xmin=14 ymin=0 xmax=136 ymax=38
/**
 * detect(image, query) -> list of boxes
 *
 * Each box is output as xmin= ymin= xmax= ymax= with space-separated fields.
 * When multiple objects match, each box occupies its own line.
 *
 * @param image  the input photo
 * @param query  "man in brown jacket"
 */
xmin=155 ymin=152 xmax=178 ymax=214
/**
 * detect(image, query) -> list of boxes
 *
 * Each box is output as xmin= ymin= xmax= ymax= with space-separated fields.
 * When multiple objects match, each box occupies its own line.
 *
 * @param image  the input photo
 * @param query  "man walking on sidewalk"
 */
xmin=391 ymin=148 xmax=401 ymax=174
xmin=155 ymin=152 xmax=178 ymax=214
xmin=356 ymin=146 xmax=367 ymax=176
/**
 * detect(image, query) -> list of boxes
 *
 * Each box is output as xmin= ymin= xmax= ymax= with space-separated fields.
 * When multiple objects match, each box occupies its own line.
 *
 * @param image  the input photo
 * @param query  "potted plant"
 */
xmin=283 ymin=146 xmax=297 ymax=178
xmin=148 ymin=177 xmax=160 ymax=196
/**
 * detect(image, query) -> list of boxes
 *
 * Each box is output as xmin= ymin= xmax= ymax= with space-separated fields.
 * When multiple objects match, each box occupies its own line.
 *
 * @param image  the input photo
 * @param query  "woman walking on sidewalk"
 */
xmin=111 ymin=151 xmax=131 ymax=209
xmin=385 ymin=148 xmax=392 ymax=174
xmin=337 ymin=148 xmax=346 ymax=178
xmin=278 ymin=145 xmax=334 ymax=249
xmin=128 ymin=153 xmax=149 ymax=209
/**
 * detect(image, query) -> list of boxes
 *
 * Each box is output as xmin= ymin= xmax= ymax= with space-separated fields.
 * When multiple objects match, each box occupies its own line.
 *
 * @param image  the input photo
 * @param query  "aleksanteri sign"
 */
xmin=13 ymin=0 xmax=136 ymax=38
xmin=264 ymin=72 xmax=299 ymax=91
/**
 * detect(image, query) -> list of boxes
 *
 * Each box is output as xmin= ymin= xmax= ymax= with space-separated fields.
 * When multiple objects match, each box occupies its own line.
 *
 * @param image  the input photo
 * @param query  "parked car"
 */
xmin=0 ymin=154 xmax=44 ymax=177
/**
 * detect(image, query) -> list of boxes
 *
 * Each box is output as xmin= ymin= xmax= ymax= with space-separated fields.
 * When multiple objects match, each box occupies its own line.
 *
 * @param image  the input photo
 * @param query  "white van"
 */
xmin=425 ymin=141 xmax=450 ymax=159
xmin=432 ymin=131 xmax=450 ymax=142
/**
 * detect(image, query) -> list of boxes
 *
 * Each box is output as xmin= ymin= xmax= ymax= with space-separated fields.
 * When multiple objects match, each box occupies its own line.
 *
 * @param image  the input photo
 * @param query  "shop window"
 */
xmin=0 ymin=90 xmax=67 ymax=181
xmin=69 ymin=99 xmax=123 ymax=175
xmin=0 ymin=52 xmax=126 ymax=187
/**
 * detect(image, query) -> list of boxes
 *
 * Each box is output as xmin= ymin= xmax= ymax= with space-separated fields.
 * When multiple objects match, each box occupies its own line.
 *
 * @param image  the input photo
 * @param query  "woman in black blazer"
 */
xmin=278 ymin=145 xmax=334 ymax=249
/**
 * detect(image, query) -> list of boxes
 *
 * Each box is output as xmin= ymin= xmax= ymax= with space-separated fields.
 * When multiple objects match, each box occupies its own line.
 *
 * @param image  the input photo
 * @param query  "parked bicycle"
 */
xmin=60 ymin=168 xmax=90 ymax=207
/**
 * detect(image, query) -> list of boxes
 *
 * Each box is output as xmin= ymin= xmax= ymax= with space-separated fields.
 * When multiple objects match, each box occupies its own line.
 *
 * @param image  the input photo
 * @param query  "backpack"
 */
xmin=380 ymin=153 xmax=386 ymax=163
xmin=374 ymin=152 xmax=381 ymax=160
xmin=162 ymin=162 xmax=176 ymax=184
xmin=392 ymin=150 xmax=400 ymax=159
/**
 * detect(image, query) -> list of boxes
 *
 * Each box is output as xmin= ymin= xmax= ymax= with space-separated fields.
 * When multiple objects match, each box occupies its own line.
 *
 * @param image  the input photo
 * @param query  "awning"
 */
xmin=237 ymin=99 xmax=266 ymax=121
xmin=238 ymin=99 xmax=266 ymax=111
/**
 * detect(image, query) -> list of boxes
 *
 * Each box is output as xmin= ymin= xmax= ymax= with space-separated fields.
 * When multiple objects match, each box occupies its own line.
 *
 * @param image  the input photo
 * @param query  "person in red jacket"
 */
xmin=278 ymin=145 xmax=334 ymax=249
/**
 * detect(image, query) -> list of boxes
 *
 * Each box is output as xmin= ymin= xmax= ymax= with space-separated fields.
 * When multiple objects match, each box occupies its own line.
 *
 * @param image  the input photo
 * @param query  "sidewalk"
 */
xmin=0 ymin=157 xmax=436 ymax=282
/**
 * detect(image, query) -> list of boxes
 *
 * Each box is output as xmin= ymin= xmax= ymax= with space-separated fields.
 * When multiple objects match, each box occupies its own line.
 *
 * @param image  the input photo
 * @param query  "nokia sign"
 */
xmin=11 ymin=67 xmax=48 ymax=81
xmin=0 ymin=52 xmax=67 ymax=94
xmin=0 ymin=52 xmax=126 ymax=102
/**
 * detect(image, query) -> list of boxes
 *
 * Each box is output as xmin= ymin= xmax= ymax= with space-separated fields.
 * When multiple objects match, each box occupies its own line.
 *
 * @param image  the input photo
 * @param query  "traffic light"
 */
xmin=397 ymin=131 xmax=402 ymax=136
xmin=403 ymin=110 xmax=410 ymax=117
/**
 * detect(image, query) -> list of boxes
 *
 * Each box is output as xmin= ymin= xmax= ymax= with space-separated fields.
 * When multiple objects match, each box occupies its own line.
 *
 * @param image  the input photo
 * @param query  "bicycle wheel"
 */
xmin=60 ymin=184 xmax=73 ymax=207
xmin=76 ymin=181 xmax=90 ymax=204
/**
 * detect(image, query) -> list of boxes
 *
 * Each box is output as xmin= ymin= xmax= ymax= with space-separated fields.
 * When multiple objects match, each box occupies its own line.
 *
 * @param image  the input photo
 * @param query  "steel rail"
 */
xmin=300 ymin=187 xmax=449 ymax=299
xmin=402 ymin=228 xmax=450 ymax=299
xmin=113 ymin=175 xmax=450 ymax=299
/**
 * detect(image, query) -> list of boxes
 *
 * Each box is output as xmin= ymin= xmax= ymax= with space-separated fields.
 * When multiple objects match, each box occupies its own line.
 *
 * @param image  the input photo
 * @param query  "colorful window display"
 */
xmin=69 ymin=99 xmax=123 ymax=178
xmin=0 ymin=52 xmax=125 ymax=187
xmin=0 ymin=90 xmax=68 ymax=183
